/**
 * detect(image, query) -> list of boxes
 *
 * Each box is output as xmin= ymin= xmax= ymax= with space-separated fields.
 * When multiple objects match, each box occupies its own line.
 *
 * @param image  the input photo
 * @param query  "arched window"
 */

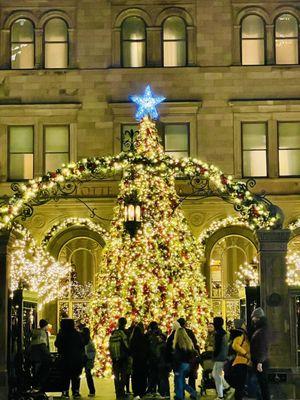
xmin=163 ymin=16 xmax=187 ymax=67
xmin=241 ymin=15 xmax=265 ymax=65
xmin=11 ymin=19 xmax=34 ymax=69
xmin=121 ymin=17 xmax=146 ymax=67
xmin=275 ymin=14 xmax=299 ymax=64
xmin=44 ymin=18 xmax=69 ymax=68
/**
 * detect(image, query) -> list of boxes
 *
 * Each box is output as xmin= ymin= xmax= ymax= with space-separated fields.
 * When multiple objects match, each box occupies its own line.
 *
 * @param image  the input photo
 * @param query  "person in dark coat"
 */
xmin=55 ymin=318 xmax=85 ymax=399
xmin=82 ymin=327 xmax=96 ymax=397
xmin=212 ymin=317 xmax=230 ymax=400
xmin=250 ymin=307 xmax=270 ymax=400
xmin=129 ymin=322 xmax=149 ymax=400
xmin=30 ymin=319 xmax=51 ymax=391
xmin=177 ymin=318 xmax=200 ymax=390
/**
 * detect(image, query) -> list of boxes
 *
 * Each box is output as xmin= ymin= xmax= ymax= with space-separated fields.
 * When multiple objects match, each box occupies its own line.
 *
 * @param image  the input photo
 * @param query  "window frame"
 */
xmin=43 ymin=124 xmax=71 ymax=173
xmin=10 ymin=18 xmax=35 ymax=70
xmin=241 ymin=121 xmax=268 ymax=178
xmin=274 ymin=13 xmax=300 ymax=65
xmin=7 ymin=125 xmax=35 ymax=181
xmin=43 ymin=17 xmax=69 ymax=69
xmin=277 ymin=120 xmax=300 ymax=177
xmin=121 ymin=16 xmax=147 ymax=68
xmin=162 ymin=16 xmax=188 ymax=67
xmin=160 ymin=122 xmax=190 ymax=157
xmin=240 ymin=14 xmax=266 ymax=66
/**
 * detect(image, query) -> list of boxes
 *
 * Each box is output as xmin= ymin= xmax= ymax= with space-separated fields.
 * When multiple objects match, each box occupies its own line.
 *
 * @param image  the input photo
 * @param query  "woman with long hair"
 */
xmin=173 ymin=327 xmax=198 ymax=400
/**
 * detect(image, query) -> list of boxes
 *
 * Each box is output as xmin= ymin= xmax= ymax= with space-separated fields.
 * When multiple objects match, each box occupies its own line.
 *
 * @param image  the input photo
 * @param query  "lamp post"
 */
xmin=124 ymin=194 xmax=142 ymax=237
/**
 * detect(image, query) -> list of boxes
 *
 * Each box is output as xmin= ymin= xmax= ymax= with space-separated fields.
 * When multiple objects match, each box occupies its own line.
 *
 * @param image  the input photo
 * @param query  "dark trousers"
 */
xmin=85 ymin=367 xmax=95 ymax=395
xmin=254 ymin=362 xmax=270 ymax=400
xmin=132 ymin=361 xmax=147 ymax=397
xmin=158 ymin=369 xmax=170 ymax=397
xmin=112 ymin=359 xmax=127 ymax=399
xmin=148 ymin=361 xmax=159 ymax=393
xmin=233 ymin=364 xmax=248 ymax=400
xmin=62 ymin=366 xmax=82 ymax=394
xmin=33 ymin=359 xmax=50 ymax=389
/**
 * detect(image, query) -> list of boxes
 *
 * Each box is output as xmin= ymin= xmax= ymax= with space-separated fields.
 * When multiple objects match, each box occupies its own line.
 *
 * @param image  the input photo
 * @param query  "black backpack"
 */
xmin=109 ymin=329 xmax=128 ymax=361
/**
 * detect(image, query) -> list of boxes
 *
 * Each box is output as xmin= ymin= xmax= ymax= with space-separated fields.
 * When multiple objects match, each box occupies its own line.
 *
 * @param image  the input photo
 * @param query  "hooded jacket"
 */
xmin=250 ymin=317 xmax=269 ymax=364
xmin=213 ymin=328 xmax=228 ymax=362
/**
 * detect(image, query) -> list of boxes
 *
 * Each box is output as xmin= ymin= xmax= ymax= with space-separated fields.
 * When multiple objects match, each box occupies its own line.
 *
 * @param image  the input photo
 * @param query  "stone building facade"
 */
xmin=0 ymin=0 xmax=300 ymax=396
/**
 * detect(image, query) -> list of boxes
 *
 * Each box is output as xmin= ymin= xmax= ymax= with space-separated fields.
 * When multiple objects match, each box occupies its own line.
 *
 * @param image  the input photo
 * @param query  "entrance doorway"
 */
xmin=209 ymin=234 xmax=258 ymax=326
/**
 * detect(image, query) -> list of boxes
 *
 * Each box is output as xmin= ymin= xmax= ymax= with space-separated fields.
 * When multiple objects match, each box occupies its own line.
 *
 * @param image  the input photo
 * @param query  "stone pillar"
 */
xmin=147 ymin=27 xmax=162 ymax=67
xmin=256 ymin=229 xmax=293 ymax=368
xmin=0 ymin=231 xmax=10 ymax=398
xmin=112 ymin=28 xmax=121 ymax=67
xmin=266 ymin=24 xmax=275 ymax=65
xmin=35 ymin=28 xmax=43 ymax=69
xmin=186 ymin=26 xmax=196 ymax=66
xmin=68 ymin=28 xmax=77 ymax=68
xmin=232 ymin=25 xmax=241 ymax=65
xmin=0 ymin=29 xmax=10 ymax=69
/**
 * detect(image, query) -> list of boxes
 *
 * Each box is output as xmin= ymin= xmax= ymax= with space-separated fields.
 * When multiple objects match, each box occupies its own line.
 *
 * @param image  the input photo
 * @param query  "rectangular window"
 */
xmin=8 ymin=126 xmax=34 ymax=180
xmin=120 ymin=123 xmax=189 ymax=158
xmin=278 ymin=122 xmax=300 ymax=176
xmin=163 ymin=123 xmax=189 ymax=158
xmin=44 ymin=125 xmax=69 ymax=172
xmin=242 ymin=122 xmax=267 ymax=177
xmin=121 ymin=124 xmax=139 ymax=152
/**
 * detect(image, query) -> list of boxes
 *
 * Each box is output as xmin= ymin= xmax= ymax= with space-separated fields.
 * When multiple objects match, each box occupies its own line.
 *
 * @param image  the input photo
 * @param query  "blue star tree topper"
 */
xmin=130 ymin=85 xmax=165 ymax=121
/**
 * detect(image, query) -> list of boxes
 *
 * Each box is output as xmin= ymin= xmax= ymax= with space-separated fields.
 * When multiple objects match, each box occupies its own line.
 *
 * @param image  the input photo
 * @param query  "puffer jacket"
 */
xmin=232 ymin=332 xmax=251 ymax=366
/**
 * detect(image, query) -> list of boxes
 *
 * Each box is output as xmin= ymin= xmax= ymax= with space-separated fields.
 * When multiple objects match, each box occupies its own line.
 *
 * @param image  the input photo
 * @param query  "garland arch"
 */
xmin=0 ymin=154 xmax=281 ymax=231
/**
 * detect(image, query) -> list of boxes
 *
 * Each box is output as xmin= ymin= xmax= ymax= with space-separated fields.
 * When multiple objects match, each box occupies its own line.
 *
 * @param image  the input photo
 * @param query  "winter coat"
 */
xmin=213 ymin=328 xmax=228 ymax=361
xmin=55 ymin=328 xmax=85 ymax=369
xmin=130 ymin=330 xmax=149 ymax=366
xmin=250 ymin=318 xmax=269 ymax=364
xmin=232 ymin=332 xmax=251 ymax=366
xmin=85 ymin=339 xmax=96 ymax=369
xmin=30 ymin=329 xmax=50 ymax=363
xmin=172 ymin=346 xmax=197 ymax=372
xmin=205 ymin=332 xmax=214 ymax=352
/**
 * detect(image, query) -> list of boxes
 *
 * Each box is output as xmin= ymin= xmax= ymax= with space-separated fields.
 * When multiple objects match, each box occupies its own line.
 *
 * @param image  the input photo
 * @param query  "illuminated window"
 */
xmin=163 ymin=123 xmax=189 ymax=158
xmin=275 ymin=14 xmax=299 ymax=65
xmin=121 ymin=123 xmax=189 ymax=158
xmin=242 ymin=122 xmax=267 ymax=177
xmin=241 ymin=15 xmax=265 ymax=65
xmin=11 ymin=19 xmax=34 ymax=69
xmin=278 ymin=122 xmax=300 ymax=176
xmin=44 ymin=125 xmax=69 ymax=172
xmin=44 ymin=18 xmax=68 ymax=68
xmin=163 ymin=17 xmax=187 ymax=67
xmin=8 ymin=126 xmax=34 ymax=180
xmin=121 ymin=17 xmax=146 ymax=67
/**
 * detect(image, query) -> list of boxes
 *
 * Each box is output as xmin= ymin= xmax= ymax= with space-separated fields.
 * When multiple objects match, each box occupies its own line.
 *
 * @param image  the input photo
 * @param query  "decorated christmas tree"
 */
xmin=89 ymin=86 xmax=210 ymax=376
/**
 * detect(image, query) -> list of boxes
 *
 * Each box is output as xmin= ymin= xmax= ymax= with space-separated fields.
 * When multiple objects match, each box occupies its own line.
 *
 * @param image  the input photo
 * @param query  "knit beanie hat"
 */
xmin=234 ymin=319 xmax=245 ymax=329
xmin=39 ymin=319 xmax=49 ymax=329
xmin=251 ymin=307 xmax=265 ymax=319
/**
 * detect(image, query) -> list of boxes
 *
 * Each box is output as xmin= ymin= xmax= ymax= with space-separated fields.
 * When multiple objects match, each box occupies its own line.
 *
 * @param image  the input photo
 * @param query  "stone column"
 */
xmin=112 ymin=28 xmax=121 ymax=67
xmin=147 ymin=27 xmax=162 ymax=66
xmin=68 ymin=28 xmax=77 ymax=68
xmin=232 ymin=25 xmax=241 ymax=65
xmin=187 ymin=26 xmax=196 ymax=66
xmin=256 ymin=229 xmax=293 ymax=368
xmin=35 ymin=28 xmax=43 ymax=69
xmin=0 ymin=29 xmax=11 ymax=69
xmin=0 ymin=231 xmax=10 ymax=398
xmin=266 ymin=24 xmax=275 ymax=65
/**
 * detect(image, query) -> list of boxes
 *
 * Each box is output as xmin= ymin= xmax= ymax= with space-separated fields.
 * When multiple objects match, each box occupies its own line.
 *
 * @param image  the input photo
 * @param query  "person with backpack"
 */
xmin=129 ymin=322 xmax=150 ymax=400
xmin=109 ymin=317 xmax=129 ymax=400
xmin=212 ymin=317 xmax=230 ymax=400
xmin=82 ymin=327 xmax=96 ymax=397
xmin=227 ymin=319 xmax=251 ymax=400
xmin=146 ymin=321 xmax=162 ymax=395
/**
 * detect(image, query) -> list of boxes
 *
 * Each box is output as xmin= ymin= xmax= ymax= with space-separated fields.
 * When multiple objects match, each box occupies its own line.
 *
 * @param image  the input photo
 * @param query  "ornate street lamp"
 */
xmin=124 ymin=192 xmax=142 ymax=237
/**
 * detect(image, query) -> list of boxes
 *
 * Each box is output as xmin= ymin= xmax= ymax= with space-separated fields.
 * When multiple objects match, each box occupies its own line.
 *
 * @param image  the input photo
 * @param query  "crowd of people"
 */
xmin=109 ymin=308 xmax=270 ymax=400
xmin=28 ymin=306 xmax=270 ymax=400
